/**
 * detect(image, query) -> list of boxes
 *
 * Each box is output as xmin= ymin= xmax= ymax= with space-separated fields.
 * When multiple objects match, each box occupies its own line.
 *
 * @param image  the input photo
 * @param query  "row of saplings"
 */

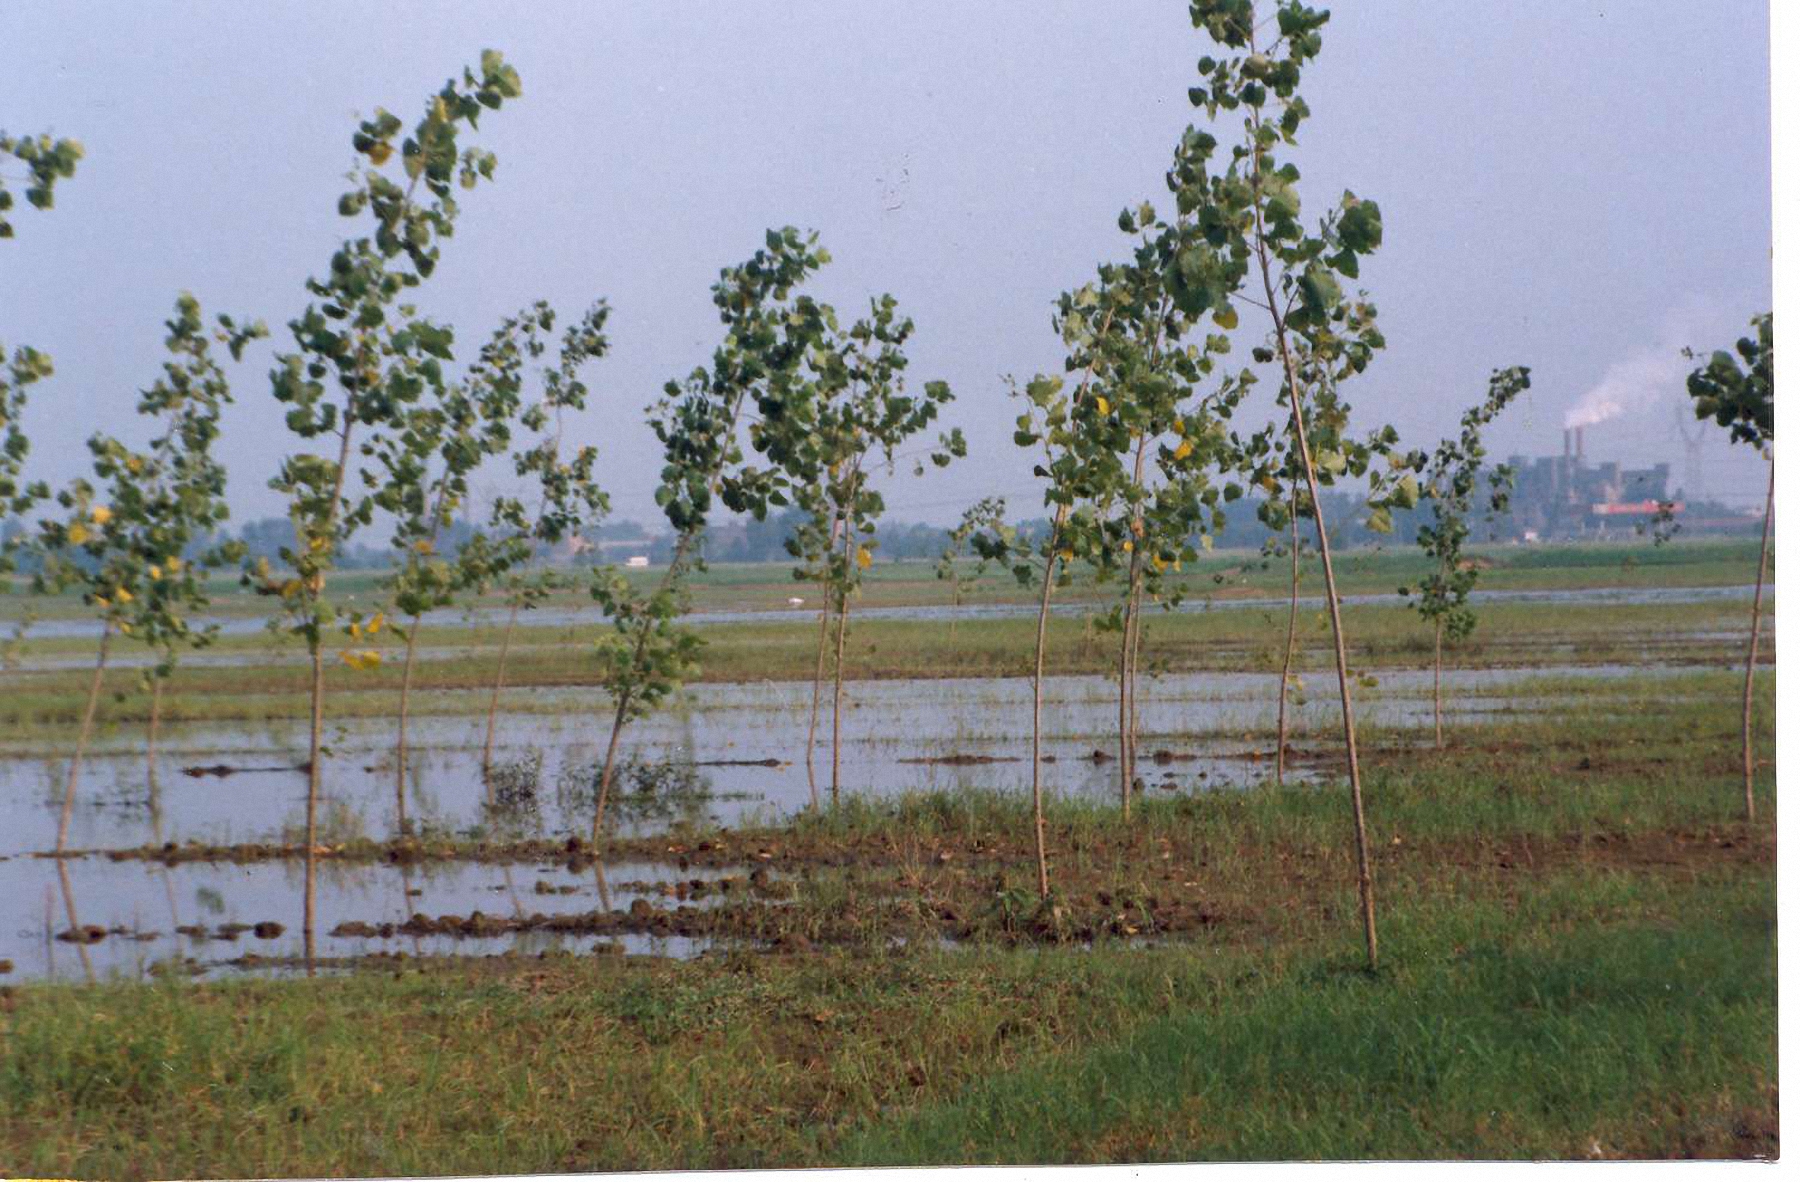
xmin=0 ymin=5 xmax=1773 ymax=973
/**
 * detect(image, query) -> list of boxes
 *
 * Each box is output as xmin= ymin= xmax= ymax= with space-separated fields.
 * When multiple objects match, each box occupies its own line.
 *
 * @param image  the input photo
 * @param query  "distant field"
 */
xmin=0 ymin=536 xmax=1770 ymax=623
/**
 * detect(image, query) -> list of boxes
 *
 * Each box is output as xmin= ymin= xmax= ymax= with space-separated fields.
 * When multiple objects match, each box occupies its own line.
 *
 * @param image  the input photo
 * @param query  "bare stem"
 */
xmin=56 ymin=622 xmax=112 ymax=853
xmin=393 ymin=613 xmax=423 ymax=836
xmin=481 ymin=599 xmax=521 ymax=798
xmin=831 ymin=516 xmax=855 ymax=808
xmin=1276 ymin=479 xmax=1300 ymax=783
xmin=1247 ymin=71 xmax=1378 ymax=971
xmin=1742 ymin=456 xmax=1773 ymax=822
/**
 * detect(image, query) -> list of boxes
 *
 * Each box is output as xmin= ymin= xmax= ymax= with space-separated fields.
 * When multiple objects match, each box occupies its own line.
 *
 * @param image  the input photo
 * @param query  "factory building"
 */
xmin=1503 ymin=426 xmax=1679 ymax=540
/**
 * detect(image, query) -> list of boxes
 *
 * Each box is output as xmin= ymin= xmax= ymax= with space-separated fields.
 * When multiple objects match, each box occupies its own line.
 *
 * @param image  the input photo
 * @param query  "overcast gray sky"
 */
xmin=0 ymin=1 xmax=1774 ymax=531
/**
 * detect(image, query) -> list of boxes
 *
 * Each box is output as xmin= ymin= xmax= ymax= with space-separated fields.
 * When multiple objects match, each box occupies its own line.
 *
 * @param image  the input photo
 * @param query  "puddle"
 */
xmin=0 ymin=853 xmax=748 ymax=983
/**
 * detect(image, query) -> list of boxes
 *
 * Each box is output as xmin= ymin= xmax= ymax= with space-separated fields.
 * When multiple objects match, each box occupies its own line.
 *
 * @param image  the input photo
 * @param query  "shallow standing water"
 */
xmin=0 ymin=654 xmax=1709 ymax=982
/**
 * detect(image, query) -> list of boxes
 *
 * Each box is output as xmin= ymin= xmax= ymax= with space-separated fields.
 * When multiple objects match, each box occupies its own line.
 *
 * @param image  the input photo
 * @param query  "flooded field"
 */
xmin=0 ymin=659 xmax=1690 ymax=981
xmin=6 ymin=579 xmax=1767 ymax=647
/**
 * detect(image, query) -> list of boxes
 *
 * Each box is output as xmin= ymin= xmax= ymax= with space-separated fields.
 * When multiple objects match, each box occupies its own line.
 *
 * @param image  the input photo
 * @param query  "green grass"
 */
xmin=1 ymin=871 xmax=1772 ymax=1175
xmin=845 ymin=875 xmax=1774 ymax=1164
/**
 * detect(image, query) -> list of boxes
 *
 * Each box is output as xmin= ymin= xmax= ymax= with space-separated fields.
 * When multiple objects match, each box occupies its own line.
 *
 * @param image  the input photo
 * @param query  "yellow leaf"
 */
xmin=119 ymin=622 xmax=133 ymax=635
xmin=90 ymin=505 xmax=113 ymax=525
xmin=167 ymin=556 xmax=183 ymax=573
xmin=856 ymin=546 xmax=872 ymax=570
xmin=349 ymin=621 xmax=363 ymax=640
xmin=115 ymin=587 xmax=133 ymax=604
xmin=1095 ymin=396 xmax=1111 ymax=416
xmin=368 ymin=612 xmax=385 ymax=635
xmin=1123 ymin=540 xmax=1134 ymax=553
xmin=94 ymin=594 xmax=109 ymax=608
xmin=148 ymin=565 xmax=162 ymax=580
xmin=280 ymin=579 xmax=303 ymax=598
xmin=1173 ymin=439 xmax=1194 ymax=461
xmin=415 ymin=539 xmax=434 ymax=555
xmin=1058 ymin=549 xmax=1074 ymax=563
xmin=1213 ymin=305 xmax=1239 ymax=331
xmin=66 ymin=523 xmax=90 ymax=545
xmin=366 ymin=141 xmax=393 ymax=165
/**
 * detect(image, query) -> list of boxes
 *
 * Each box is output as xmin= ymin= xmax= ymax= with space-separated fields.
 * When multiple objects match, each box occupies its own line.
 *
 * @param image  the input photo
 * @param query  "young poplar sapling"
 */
xmin=33 ymin=295 xmax=260 ymax=853
xmin=1400 ymin=366 xmax=1529 ymax=749
xmin=1685 ymin=312 xmax=1772 ymax=822
xmin=257 ymin=52 xmax=521 ymax=965
xmin=587 ymin=228 xmax=829 ymax=842
xmin=1185 ymin=0 xmax=1422 ymax=970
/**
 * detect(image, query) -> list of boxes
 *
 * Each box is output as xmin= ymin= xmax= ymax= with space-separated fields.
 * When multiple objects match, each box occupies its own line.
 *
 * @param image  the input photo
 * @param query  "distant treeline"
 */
xmin=2 ymin=484 xmax=1757 ymax=582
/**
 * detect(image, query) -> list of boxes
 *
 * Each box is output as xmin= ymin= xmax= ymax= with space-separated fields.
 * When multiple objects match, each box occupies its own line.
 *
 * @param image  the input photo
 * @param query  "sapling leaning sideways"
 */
xmin=259 ymin=52 xmax=521 ymax=964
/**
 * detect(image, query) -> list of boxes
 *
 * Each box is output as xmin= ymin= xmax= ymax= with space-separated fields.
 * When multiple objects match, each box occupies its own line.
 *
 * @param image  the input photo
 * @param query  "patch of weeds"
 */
xmin=557 ymin=756 xmax=720 ymax=830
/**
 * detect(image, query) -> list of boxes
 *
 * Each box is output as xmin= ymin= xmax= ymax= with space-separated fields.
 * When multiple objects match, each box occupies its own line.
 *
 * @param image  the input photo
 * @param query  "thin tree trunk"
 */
xmin=1126 ymin=578 xmax=1145 ymax=804
xmin=805 ymin=588 xmax=832 ymax=808
xmin=303 ymin=642 xmax=326 ymax=974
xmin=481 ymin=599 xmax=522 ymax=798
xmin=592 ymin=690 xmax=633 ymax=847
xmin=1433 ymin=619 xmax=1444 ymax=750
xmin=805 ymin=512 xmax=841 ymax=810
xmin=1742 ymin=457 xmax=1773 ymax=823
xmin=56 ymin=623 xmax=113 ymax=854
xmin=55 ymin=857 xmax=94 ymax=983
xmin=1250 ymin=167 xmax=1378 ymax=974
xmin=1276 ymin=480 xmax=1300 ymax=784
xmin=592 ymin=546 xmax=685 ymax=842
xmin=1028 ymin=512 xmax=1067 ymax=900
xmin=301 ymin=410 xmax=360 ymax=976
xmin=1117 ymin=437 xmax=1150 ymax=818
xmin=393 ymin=613 xmax=424 ymax=837
xmin=147 ymin=674 xmax=164 ymax=786
xmin=830 ymin=520 xmax=856 ymax=808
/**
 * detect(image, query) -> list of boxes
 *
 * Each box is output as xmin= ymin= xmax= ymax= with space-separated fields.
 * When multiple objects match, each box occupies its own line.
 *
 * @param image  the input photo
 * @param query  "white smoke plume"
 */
xmin=1562 ymin=300 xmax=1731 ymax=431
xmin=1562 ymin=348 xmax=1691 ymax=430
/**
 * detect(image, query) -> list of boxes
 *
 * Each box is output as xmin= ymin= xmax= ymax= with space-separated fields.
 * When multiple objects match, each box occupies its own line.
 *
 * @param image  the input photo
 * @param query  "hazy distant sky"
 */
xmin=1 ymin=1 xmax=1773 ymax=530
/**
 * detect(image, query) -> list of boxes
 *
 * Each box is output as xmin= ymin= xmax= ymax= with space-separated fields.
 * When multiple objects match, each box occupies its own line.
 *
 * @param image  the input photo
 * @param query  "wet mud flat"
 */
xmin=9 ymin=811 xmax=1770 ymax=986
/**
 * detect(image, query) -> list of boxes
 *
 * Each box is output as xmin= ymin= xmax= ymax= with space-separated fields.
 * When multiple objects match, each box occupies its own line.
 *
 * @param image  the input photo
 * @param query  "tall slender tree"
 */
xmin=587 ymin=228 xmax=831 ymax=842
xmin=374 ymin=299 xmax=605 ymax=833
xmin=473 ymin=301 xmax=612 ymax=787
xmin=783 ymin=294 xmax=961 ymax=807
xmin=1186 ymin=0 xmax=1419 ymax=970
xmin=1685 ymin=312 xmax=1772 ymax=822
xmin=257 ymin=51 xmax=521 ymax=966
xmin=34 ymin=295 xmax=259 ymax=853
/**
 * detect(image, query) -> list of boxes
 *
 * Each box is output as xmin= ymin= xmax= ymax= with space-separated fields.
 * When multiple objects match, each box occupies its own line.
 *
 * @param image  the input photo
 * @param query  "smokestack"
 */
xmin=1576 ymin=426 xmax=1585 ymax=465
xmin=1564 ymin=428 xmax=1572 ymax=463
